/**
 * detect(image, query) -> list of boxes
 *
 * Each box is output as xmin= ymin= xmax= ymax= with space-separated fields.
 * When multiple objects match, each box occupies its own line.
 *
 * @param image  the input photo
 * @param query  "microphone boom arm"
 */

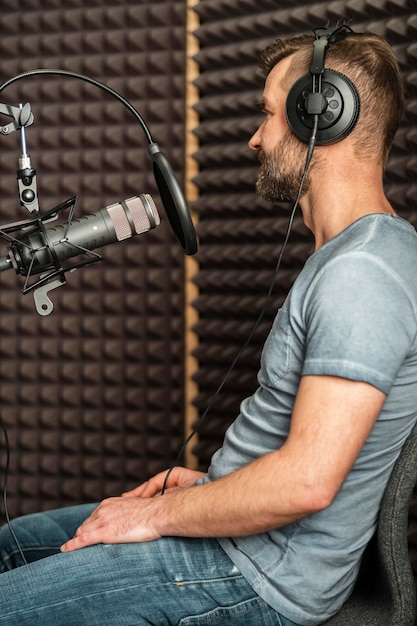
xmin=0 ymin=68 xmax=198 ymax=255
xmin=0 ymin=67 xmax=197 ymax=315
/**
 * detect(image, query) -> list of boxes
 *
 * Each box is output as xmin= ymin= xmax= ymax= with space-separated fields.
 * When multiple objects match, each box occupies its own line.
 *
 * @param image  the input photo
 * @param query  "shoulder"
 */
xmin=304 ymin=215 xmax=417 ymax=310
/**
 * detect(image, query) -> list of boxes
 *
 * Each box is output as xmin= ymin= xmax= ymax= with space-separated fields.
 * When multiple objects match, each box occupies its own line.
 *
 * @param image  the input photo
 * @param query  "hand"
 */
xmin=122 ymin=466 xmax=205 ymax=498
xmin=60 ymin=496 xmax=160 ymax=552
xmin=60 ymin=468 xmax=206 ymax=553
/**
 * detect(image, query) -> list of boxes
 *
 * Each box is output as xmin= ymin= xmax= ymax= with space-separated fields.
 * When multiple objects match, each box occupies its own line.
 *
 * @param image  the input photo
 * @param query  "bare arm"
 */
xmin=61 ymin=375 xmax=386 ymax=551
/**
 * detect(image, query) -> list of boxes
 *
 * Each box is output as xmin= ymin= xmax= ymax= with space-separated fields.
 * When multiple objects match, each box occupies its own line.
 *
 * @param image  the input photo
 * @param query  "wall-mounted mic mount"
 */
xmin=0 ymin=70 xmax=198 ymax=315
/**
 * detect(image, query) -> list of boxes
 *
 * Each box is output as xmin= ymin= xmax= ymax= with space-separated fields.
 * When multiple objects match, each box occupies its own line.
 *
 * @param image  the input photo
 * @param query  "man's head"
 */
xmin=249 ymin=53 xmax=321 ymax=203
xmin=259 ymin=29 xmax=404 ymax=167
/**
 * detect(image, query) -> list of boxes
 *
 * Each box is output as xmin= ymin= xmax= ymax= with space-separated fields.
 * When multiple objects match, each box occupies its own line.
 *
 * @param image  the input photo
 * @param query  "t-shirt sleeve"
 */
xmin=302 ymin=253 xmax=417 ymax=394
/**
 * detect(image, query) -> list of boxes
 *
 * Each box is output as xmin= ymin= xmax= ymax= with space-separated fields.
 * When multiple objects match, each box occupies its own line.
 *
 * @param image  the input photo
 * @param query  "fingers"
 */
xmin=60 ymin=496 xmax=162 ymax=552
xmin=121 ymin=483 xmax=149 ymax=498
xmin=60 ymin=522 xmax=98 ymax=552
xmin=60 ymin=506 xmax=105 ymax=552
xmin=121 ymin=470 xmax=169 ymax=498
xmin=121 ymin=467 xmax=205 ymax=499
xmin=121 ymin=480 xmax=161 ymax=498
xmin=60 ymin=531 xmax=93 ymax=552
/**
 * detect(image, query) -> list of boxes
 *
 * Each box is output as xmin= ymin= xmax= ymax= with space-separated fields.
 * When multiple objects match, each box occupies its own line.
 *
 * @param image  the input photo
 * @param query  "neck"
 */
xmin=300 ymin=154 xmax=395 ymax=250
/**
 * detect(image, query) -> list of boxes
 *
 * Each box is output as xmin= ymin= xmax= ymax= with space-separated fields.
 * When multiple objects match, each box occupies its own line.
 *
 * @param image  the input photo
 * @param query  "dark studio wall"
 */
xmin=0 ymin=0 xmax=189 ymax=520
xmin=188 ymin=0 xmax=417 ymax=606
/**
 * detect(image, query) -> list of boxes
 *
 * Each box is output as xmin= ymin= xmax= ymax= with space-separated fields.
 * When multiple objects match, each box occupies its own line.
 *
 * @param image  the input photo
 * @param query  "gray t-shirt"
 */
xmin=203 ymin=214 xmax=417 ymax=625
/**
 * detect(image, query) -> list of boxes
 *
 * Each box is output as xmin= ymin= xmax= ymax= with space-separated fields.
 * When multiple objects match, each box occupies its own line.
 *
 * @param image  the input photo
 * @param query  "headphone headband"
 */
xmin=310 ymin=25 xmax=354 ymax=74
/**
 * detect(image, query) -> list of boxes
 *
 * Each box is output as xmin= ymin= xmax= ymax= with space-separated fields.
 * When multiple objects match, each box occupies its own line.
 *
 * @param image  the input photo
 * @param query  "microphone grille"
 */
xmin=106 ymin=195 xmax=160 ymax=241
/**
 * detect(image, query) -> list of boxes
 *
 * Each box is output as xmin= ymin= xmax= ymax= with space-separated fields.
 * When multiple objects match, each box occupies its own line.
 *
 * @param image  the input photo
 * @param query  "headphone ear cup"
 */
xmin=286 ymin=69 xmax=360 ymax=146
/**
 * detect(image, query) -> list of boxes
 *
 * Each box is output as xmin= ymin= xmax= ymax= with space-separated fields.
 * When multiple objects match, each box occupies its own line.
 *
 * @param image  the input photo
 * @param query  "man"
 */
xmin=0 ymin=27 xmax=416 ymax=626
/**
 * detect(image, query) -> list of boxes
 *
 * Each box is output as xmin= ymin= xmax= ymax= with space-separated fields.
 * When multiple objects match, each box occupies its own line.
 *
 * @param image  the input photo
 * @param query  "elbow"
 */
xmin=310 ymin=487 xmax=336 ymax=514
xmin=297 ymin=482 xmax=339 ymax=516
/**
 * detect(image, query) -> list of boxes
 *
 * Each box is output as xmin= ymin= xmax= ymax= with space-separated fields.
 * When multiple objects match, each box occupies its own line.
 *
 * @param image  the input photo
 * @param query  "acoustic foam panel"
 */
xmin=0 ymin=0 xmax=188 ymax=520
xmin=189 ymin=0 xmax=417 ymax=607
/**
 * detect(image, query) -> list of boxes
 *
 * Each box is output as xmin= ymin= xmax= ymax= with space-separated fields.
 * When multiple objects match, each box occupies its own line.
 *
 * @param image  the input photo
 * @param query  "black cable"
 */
xmin=0 ymin=414 xmax=28 ymax=565
xmin=0 ymin=69 xmax=154 ymax=145
xmin=161 ymin=117 xmax=319 ymax=494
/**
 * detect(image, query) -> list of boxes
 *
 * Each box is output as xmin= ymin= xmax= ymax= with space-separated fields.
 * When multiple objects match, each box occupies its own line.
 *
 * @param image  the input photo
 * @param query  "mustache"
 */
xmin=257 ymin=149 xmax=266 ymax=164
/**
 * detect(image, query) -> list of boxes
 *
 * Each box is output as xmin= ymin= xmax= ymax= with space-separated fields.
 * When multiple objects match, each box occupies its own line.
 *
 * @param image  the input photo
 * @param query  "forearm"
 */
xmin=61 ymin=376 xmax=386 ymax=552
xmin=152 ymin=450 xmax=314 ymax=538
xmin=61 ymin=450 xmax=308 ymax=553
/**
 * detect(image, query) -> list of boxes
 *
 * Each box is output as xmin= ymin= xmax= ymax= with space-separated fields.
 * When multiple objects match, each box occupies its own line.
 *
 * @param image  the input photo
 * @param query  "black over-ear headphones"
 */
xmin=286 ymin=25 xmax=361 ymax=146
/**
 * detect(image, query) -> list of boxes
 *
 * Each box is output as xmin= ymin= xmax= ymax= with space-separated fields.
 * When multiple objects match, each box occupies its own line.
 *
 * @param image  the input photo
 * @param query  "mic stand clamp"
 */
xmin=0 ymin=100 xmax=72 ymax=313
xmin=0 ymin=101 xmax=38 ymax=214
xmin=17 ymin=105 xmax=39 ymax=215
xmin=33 ymin=274 xmax=66 ymax=316
xmin=0 ymin=102 xmax=33 ymax=136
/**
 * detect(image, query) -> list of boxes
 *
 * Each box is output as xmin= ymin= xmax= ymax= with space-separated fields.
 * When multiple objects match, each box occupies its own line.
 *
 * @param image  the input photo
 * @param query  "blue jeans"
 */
xmin=0 ymin=503 xmax=298 ymax=625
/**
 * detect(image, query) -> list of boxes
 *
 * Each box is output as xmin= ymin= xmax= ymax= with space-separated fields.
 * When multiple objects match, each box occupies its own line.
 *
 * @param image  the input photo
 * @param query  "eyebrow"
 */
xmin=257 ymin=95 xmax=276 ymax=111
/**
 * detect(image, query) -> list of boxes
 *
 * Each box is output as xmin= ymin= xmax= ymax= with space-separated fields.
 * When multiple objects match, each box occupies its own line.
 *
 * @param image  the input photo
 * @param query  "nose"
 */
xmin=248 ymin=124 xmax=262 ymax=152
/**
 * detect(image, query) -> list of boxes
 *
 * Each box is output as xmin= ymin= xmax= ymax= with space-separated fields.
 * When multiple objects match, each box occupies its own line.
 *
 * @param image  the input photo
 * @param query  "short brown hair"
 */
xmin=259 ymin=31 xmax=404 ymax=165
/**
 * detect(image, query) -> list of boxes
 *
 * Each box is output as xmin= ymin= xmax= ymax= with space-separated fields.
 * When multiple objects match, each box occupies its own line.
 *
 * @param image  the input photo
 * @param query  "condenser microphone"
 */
xmin=0 ymin=194 xmax=160 ymax=277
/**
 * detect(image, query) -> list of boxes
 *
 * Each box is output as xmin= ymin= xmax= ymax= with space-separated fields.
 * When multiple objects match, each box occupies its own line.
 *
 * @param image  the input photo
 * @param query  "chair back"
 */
xmin=324 ymin=419 xmax=417 ymax=625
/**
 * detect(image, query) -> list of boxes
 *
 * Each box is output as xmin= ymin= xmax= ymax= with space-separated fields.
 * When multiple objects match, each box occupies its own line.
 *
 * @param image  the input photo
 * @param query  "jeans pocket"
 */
xmin=178 ymin=595 xmax=288 ymax=625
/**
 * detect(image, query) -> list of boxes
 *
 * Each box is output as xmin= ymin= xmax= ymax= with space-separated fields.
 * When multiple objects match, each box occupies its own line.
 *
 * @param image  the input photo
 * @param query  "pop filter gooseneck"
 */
xmin=0 ymin=69 xmax=198 ymax=255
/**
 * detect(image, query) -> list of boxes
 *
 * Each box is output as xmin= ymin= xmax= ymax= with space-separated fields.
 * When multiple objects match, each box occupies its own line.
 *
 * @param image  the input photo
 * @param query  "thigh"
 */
xmin=178 ymin=596 xmax=295 ymax=625
xmin=0 ymin=503 xmax=97 ymax=569
xmin=0 ymin=535 xmax=289 ymax=625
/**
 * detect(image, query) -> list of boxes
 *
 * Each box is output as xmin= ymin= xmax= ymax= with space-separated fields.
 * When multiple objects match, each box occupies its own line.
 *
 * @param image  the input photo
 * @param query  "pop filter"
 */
xmin=149 ymin=143 xmax=197 ymax=255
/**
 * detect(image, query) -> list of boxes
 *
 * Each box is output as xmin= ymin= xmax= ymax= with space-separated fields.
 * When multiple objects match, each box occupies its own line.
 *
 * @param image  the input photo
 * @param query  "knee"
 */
xmin=0 ymin=522 xmax=19 ymax=572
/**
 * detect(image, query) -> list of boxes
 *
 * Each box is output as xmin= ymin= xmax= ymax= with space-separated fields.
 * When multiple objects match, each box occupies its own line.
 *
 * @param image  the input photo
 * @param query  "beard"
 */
xmin=255 ymin=131 xmax=312 ymax=203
